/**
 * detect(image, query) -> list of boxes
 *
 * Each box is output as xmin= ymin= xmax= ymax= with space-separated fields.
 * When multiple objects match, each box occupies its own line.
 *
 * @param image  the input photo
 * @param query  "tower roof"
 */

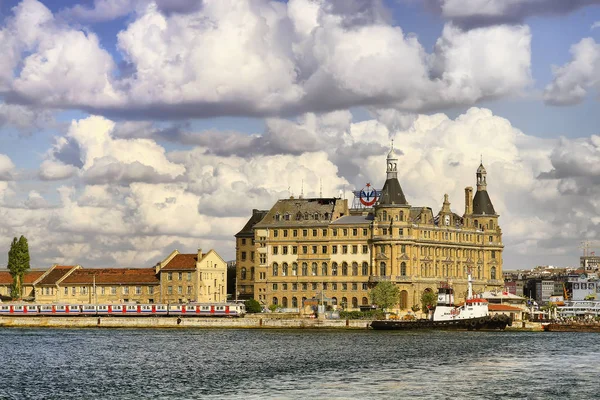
xmin=477 ymin=163 xmax=487 ymax=174
xmin=379 ymin=178 xmax=408 ymax=206
xmin=472 ymin=190 xmax=496 ymax=215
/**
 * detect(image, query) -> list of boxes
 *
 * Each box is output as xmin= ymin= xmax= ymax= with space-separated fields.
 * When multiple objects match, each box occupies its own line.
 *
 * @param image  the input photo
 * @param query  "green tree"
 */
xmin=421 ymin=290 xmax=437 ymax=314
xmin=244 ymin=299 xmax=262 ymax=313
xmin=369 ymin=281 xmax=400 ymax=310
xmin=7 ymin=236 xmax=30 ymax=299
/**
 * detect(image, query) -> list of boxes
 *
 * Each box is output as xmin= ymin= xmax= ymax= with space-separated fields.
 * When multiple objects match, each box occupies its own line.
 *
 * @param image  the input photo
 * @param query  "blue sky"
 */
xmin=1 ymin=0 xmax=600 ymax=271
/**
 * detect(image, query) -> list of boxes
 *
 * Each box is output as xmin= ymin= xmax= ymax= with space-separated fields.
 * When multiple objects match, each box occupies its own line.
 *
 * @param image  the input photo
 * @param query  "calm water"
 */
xmin=0 ymin=328 xmax=596 ymax=399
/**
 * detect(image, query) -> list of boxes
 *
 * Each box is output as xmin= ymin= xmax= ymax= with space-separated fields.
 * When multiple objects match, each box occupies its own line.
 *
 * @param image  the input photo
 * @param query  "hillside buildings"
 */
xmin=0 ymin=248 xmax=227 ymax=304
xmin=236 ymin=146 xmax=504 ymax=310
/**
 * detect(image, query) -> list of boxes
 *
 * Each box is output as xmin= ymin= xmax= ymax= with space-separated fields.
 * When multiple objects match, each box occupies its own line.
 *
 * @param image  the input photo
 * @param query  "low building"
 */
xmin=0 ymin=270 xmax=45 ymax=300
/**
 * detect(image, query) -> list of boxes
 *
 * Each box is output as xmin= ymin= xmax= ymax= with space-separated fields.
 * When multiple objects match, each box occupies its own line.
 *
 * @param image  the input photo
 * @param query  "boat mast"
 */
xmin=467 ymin=268 xmax=473 ymax=300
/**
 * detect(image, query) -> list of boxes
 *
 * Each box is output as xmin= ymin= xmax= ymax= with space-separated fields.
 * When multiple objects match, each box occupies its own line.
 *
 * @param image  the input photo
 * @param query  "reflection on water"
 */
xmin=0 ymin=328 xmax=597 ymax=399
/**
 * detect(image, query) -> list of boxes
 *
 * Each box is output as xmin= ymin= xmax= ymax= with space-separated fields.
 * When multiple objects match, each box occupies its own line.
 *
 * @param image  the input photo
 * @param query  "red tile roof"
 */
xmin=0 ymin=270 xmax=47 ymax=285
xmin=162 ymin=254 xmax=200 ymax=271
xmin=37 ymin=265 xmax=77 ymax=285
xmin=61 ymin=268 xmax=159 ymax=285
xmin=488 ymin=304 xmax=523 ymax=312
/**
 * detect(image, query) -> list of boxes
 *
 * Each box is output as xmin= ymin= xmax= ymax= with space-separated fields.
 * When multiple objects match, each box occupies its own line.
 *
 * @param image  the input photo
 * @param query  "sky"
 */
xmin=1 ymin=0 xmax=600 ymax=271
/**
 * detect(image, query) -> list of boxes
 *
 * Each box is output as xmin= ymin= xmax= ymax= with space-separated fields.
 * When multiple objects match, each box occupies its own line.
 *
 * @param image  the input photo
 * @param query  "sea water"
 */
xmin=0 ymin=328 xmax=596 ymax=399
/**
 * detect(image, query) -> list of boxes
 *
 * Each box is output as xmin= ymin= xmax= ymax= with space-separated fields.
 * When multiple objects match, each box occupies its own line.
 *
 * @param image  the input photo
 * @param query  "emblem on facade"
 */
xmin=359 ymin=183 xmax=378 ymax=207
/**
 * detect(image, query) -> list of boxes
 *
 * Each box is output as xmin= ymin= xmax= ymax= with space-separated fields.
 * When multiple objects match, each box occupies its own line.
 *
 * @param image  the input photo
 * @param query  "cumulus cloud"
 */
xmin=544 ymin=38 xmax=600 ymax=106
xmin=0 ymin=103 xmax=54 ymax=134
xmin=0 ymin=155 xmax=15 ymax=181
xmin=426 ymin=0 xmax=600 ymax=28
xmin=0 ymin=0 xmax=532 ymax=119
xmin=58 ymin=0 xmax=140 ymax=22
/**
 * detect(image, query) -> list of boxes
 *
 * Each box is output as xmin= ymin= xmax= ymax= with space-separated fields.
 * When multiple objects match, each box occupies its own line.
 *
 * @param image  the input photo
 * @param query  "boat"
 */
xmin=371 ymin=271 xmax=512 ymax=331
xmin=543 ymin=322 xmax=600 ymax=332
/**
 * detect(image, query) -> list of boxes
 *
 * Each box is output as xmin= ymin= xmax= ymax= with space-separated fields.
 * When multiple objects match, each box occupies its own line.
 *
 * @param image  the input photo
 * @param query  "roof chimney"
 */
xmin=464 ymin=187 xmax=473 ymax=215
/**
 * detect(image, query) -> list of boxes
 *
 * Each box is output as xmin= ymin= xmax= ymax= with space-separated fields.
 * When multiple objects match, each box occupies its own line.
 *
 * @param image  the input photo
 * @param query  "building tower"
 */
xmin=471 ymin=162 xmax=498 ymax=231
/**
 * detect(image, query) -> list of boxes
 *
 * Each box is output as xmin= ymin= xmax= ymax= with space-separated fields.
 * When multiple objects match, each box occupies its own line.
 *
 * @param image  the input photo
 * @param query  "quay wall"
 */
xmin=0 ymin=316 xmax=372 ymax=329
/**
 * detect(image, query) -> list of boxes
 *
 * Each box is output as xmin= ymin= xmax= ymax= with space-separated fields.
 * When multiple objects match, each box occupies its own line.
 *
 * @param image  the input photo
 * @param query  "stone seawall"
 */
xmin=0 ymin=316 xmax=373 ymax=329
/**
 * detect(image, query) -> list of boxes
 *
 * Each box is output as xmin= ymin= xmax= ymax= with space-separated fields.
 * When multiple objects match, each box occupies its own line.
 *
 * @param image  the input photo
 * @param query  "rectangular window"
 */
xmin=111 ymin=287 xmax=116 ymax=295
xmin=178 ymin=286 xmax=183 ymax=294
xmin=352 ymin=228 xmax=358 ymax=236
xmin=312 ymin=229 xmax=317 ymax=237
xmin=64 ymin=287 xmax=68 ymax=295
xmin=342 ymin=245 xmax=348 ymax=254
xmin=312 ymin=283 xmax=318 ymax=290
xmin=187 ymin=272 xmax=192 ymax=281
xmin=101 ymin=287 xmax=106 ymax=295
xmin=283 ymin=230 xmax=288 ymax=237
xmin=123 ymin=286 xmax=129 ymax=295
xmin=343 ymin=229 xmax=348 ymax=236
xmin=136 ymin=286 xmax=142 ymax=295
xmin=363 ymin=228 xmax=368 ymax=236
xmin=401 ymin=244 xmax=406 ymax=253
xmin=312 ymin=246 xmax=317 ymax=254
xmin=178 ymin=272 xmax=183 ymax=280
xmin=491 ymin=250 xmax=496 ymax=259
xmin=332 ymin=229 xmax=337 ymax=236
xmin=167 ymin=272 xmax=173 ymax=281
xmin=489 ymin=236 xmax=493 ymax=243
xmin=362 ymin=245 xmax=368 ymax=254
xmin=332 ymin=245 xmax=338 ymax=254
xmin=292 ymin=230 xmax=298 ymax=237
xmin=148 ymin=286 xmax=154 ymax=295
xmin=352 ymin=283 xmax=357 ymax=291
xmin=167 ymin=286 xmax=173 ymax=295
xmin=322 ymin=229 xmax=327 ymax=237
xmin=302 ymin=229 xmax=308 ymax=237
xmin=272 ymin=246 xmax=278 ymax=255
xmin=292 ymin=283 xmax=298 ymax=291
xmin=342 ymin=283 xmax=347 ymax=291
xmin=241 ymin=238 xmax=246 ymax=245
xmin=273 ymin=283 xmax=278 ymax=290
xmin=399 ymin=228 xmax=404 ymax=236
xmin=292 ymin=246 xmax=298 ymax=255
xmin=322 ymin=245 xmax=327 ymax=254
xmin=383 ymin=228 xmax=388 ymax=235
xmin=332 ymin=283 xmax=338 ymax=290
xmin=323 ymin=283 xmax=328 ymax=290
xmin=274 ymin=230 xmax=279 ymax=238
xmin=72 ymin=287 xmax=76 ymax=295
xmin=282 ymin=283 xmax=288 ymax=290
xmin=241 ymin=251 xmax=247 ymax=261
xmin=302 ymin=246 xmax=308 ymax=254
xmin=352 ymin=245 xmax=358 ymax=254
xmin=82 ymin=286 xmax=87 ymax=295
xmin=260 ymin=254 xmax=266 ymax=264
xmin=187 ymin=286 xmax=192 ymax=295
xmin=282 ymin=246 xmax=288 ymax=255
xmin=302 ymin=283 xmax=307 ymax=291
xmin=362 ymin=283 xmax=368 ymax=290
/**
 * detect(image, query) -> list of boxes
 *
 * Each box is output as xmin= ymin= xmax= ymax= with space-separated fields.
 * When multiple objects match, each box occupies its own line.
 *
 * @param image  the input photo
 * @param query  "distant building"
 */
xmin=534 ymin=280 xmax=555 ymax=304
xmin=569 ymin=277 xmax=599 ymax=301
xmin=236 ymin=146 xmax=504 ymax=310
xmin=580 ymin=255 xmax=600 ymax=272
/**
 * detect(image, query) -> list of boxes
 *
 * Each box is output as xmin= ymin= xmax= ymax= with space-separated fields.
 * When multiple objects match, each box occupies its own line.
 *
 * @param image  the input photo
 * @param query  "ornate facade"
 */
xmin=235 ymin=147 xmax=503 ymax=310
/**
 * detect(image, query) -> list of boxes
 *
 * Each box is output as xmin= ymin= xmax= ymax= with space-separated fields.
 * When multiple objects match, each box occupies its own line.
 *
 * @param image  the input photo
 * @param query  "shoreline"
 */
xmin=0 ymin=316 xmax=544 ymax=331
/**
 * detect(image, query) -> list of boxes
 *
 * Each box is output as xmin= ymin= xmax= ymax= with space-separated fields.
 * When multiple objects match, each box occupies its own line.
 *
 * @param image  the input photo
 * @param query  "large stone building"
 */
xmin=0 ymin=248 xmax=227 ymax=304
xmin=235 ymin=147 xmax=504 ymax=310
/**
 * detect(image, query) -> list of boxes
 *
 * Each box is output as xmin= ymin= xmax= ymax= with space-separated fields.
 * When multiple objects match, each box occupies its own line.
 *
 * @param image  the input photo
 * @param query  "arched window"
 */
xmin=352 ymin=262 xmax=358 ymax=276
xmin=362 ymin=262 xmax=369 ymax=276
xmin=435 ymin=264 xmax=439 ymax=277
xmin=342 ymin=297 xmax=348 ymax=308
xmin=272 ymin=263 xmax=279 ymax=277
xmin=241 ymin=267 xmax=247 ymax=280
xmin=362 ymin=297 xmax=369 ymax=305
xmin=380 ymin=262 xmax=386 ymax=276
xmin=400 ymin=211 xmax=404 ymax=221
xmin=302 ymin=263 xmax=308 ymax=276
xmin=489 ymin=219 xmax=494 ymax=229
xmin=332 ymin=263 xmax=338 ymax=276
xmin=491 ymin=266 xmax=496 ymax=280
xmin=420 ymin=264 xmax=425 ymax=277
xmin=383 ymin=210 xmax=388 ymax=221
xmin=282 ymin=297 xmax=288 ymax=307
xmin=302 ymin=296 xmax=307 ymax=305
xmin=292 ymin=263 xmax=298 ymax=276
xmin=282 ymin=263 xmax=288 ymax=276
xmin=352 ymin=297 xmax=358 ymax=308
xmin=272 ymin=297 xmax=278 ymax=305
xmin=400 ymin=290 xmax=408 ymax=309
xmin=250 ymin=267 xmax=254 ymax=280
xmin=292 ymin=297 xmax=298 ymax=308
xmin=400 ymin=262 xmax=406 ymax=276
xmin=322 ymin=262 xmax=328 ymax=276
xmin=311 ymin=262 xmax=318 ymax=276
xmin=342 ymin=262 xmax=348 ymax=276
xmin=332 ymin=297 xmax=338 ymax=305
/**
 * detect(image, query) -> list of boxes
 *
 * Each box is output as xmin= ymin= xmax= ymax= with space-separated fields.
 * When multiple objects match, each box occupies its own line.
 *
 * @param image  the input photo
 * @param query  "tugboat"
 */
xmin=371 ymin=272 xmax=511 ymax=330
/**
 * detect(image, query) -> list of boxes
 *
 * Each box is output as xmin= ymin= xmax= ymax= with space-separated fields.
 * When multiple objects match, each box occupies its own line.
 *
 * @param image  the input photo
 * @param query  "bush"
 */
xmin=339 ymin=310 xmax=385 ymax=320
xmin=244 ymin=299 xmax=262 ymax=313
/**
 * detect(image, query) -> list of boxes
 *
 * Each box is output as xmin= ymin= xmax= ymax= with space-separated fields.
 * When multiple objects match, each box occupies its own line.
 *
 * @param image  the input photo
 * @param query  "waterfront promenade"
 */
xmin=0 ymin=315 xmax=543 ymax=330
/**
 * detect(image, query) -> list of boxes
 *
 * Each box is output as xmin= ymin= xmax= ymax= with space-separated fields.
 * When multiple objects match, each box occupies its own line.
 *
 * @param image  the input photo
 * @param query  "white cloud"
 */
xmin=0 ymin=0 xmax=533 ymax=118
xmin=544 ymin=37 xmax=600 ymax=105
xmin=0 ymin=154 xmax=15 ymax=181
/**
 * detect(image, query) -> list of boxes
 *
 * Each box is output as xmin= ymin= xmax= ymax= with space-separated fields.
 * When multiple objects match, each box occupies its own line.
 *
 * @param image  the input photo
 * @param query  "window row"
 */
xmin=272 ymin=244 xmax=369 ymax=255
xmin=272 ymin=228 xmax=369 ymax=239
xmin=272 ymin=262 xmax=370 ymax=277
xmin=166 ymin=285 xmax=194 ymax=295
xmin=52 ymin=286 xmax=157 ymax=296
xmin=166 ymin=272 xmax=193 ymax=281
xmin=272 ymin=296 xmax=370 ymax=308
xmin=272 ymin=282 xmax=369 ymax=291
